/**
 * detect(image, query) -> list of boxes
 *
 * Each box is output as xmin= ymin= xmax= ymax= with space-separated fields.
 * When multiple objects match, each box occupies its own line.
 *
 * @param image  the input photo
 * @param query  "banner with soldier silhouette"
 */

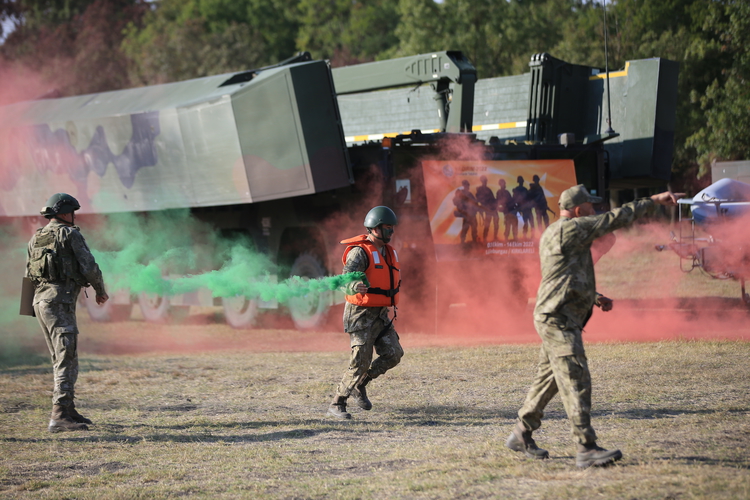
xmin=421 ymin=159 xmax=577 ymax=261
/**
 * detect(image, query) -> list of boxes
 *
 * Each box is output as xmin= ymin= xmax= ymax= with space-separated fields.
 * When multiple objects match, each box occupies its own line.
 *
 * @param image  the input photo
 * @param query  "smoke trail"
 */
xmin=0 ymin=220 xmax=49 ymax=367
xmin=85 ymin=210 xmax=362 ymax=302
xmin=0 ymin=205 xmax=362 ymax=364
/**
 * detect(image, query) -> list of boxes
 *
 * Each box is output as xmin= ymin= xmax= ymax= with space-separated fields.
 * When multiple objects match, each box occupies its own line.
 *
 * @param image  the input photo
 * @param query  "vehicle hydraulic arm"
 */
xmin=331 ymin=51 xmax=477 ymax=133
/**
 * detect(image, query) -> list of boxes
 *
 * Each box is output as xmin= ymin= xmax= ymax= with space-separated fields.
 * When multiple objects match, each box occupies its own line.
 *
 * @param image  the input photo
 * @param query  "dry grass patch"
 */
xmin=596 ymin=224 xmax=740 ymax=299
xmin=0 ymin=341 xmax=748 ymax=499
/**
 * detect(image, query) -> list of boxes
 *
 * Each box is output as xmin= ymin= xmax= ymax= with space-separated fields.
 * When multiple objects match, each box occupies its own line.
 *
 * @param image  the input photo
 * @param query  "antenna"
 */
xmin=602 ymin=0 xmax=615 ymax=134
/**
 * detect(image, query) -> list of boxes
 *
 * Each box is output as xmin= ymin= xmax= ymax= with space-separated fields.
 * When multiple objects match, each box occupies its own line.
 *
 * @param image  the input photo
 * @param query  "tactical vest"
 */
xmin=27 ymin=225 xmax=87 ymax=285
xmin=341 ymin=234 xmax=400 ymax=307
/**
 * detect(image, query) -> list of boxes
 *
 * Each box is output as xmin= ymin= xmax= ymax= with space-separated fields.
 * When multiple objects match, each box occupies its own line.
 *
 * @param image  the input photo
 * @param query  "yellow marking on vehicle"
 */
xmin=589 ymin=61 xmax=630 ymax=80
xmin=345 ymin=129 xmax=440 ymax=143
xmin=472 ymin=121 xmax=527 ymax=131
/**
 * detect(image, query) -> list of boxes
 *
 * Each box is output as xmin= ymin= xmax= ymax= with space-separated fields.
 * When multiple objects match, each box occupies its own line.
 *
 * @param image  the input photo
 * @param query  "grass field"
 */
xmin=1 ymin=341 xmax=749 ymax=499
xmin=1 ymin=224 xmax=749 ymax=499
xmin=595 ymin=223 xmax=741 ymax=300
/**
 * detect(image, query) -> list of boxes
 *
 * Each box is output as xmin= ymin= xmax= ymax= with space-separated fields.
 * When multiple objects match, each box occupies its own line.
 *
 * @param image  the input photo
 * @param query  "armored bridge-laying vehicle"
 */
xmin=0 ymin=51 xmax=678 ymax=330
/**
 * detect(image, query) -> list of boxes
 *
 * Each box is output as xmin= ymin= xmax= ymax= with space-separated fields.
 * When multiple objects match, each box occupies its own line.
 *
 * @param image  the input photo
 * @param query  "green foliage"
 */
xmin=503 ymin=0 xmax=595 ymax=75
xmin=121 ymin=0 xmax=302 ymax=85
xmin=1 ymin=0 xmax=748 ymax=187
xmin=391 ymin=0 xmax=602 ymax=77
xmin=1 ymin=0 xmax=95 ymax=29
xmin=0 ymin=0 xmax=146 ymax=96
xmin=685 ymin=0 xmax=750 ymax=175
xmin=578 ymin=0 xmax=750 ymax=186
xmin=549 ymin=1 xmax=609 ymax=68
xmin=426 ymin=0 xmax=512 ymax=75
xmin=388 ymin=0 xmax=443 ymax=59
xmin=391 ymin=0 xmax=515 ymax=75
xmin=296 ymin=0 xmax=399 ymax=65
xmin=603 ymin=0 xmax=711 ymax=185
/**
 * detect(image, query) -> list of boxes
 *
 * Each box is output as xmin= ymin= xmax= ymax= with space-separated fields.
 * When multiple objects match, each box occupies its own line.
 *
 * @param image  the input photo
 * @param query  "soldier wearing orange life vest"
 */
xmin=328 ymin=206 xmax=404 ymax=420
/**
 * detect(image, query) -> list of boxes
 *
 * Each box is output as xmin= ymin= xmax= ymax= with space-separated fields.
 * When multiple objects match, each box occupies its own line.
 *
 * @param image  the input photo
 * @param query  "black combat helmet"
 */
xmin=41 ymin=193 xmax=81 ymax=219
xmin=363 ymin=206 xmax=398 ymax=228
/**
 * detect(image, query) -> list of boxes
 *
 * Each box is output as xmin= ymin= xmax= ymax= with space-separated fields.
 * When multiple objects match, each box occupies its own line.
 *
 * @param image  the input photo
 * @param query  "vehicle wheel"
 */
xmin=138 ymin=292 xmax=172 ymax=323
xmin=222 ymin=295 xmax=258 ymax=328
xmin=82 ymin=291 xmax=132 ymax=322
xmin=287 ymin=252 xmax=329 ymax=330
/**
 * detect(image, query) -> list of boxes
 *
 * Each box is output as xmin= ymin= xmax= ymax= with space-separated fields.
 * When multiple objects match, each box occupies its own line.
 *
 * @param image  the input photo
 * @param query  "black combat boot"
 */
xmin=327 ymin=396 xmax=351 ymax=420
xmin=505 ymin=422 xmax=549 ymax=459
xmin=351 ymin=375 xmax=372 ymax=410
xmin=576 ymin=443 xmax=623 ymax=468
xmin=48 ymin=404 xmax=89 ymax=432
xmin=68 ymin=402 xmax=93 ymax=425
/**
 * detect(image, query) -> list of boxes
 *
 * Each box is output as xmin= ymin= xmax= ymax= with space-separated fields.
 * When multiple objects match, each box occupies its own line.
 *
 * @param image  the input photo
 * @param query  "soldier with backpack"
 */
xmin=26 ymin=193 xmax=108 ymax=432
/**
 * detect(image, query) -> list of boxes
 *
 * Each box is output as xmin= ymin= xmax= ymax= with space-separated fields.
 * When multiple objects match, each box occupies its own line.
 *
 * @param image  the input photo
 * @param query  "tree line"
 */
xmin=1 ymin=0 xmax=747 ymax=190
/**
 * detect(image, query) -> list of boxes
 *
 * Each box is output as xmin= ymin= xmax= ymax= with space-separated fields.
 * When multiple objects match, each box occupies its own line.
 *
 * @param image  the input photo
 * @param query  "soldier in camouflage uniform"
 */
xmin=26 ymin=193 xmax=109 ymax=432
xmin=506 ymin=185 xmax=681 ymax=467
xmin=328 ymin=206 xmax=404 ymax=420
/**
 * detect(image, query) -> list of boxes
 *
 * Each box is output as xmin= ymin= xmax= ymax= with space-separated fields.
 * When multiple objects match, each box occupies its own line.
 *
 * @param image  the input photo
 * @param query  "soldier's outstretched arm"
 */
xmin=580 ymin=194 xmax=673 ymax=246
xmin=651 ymin=191 xmax=684 ymax=206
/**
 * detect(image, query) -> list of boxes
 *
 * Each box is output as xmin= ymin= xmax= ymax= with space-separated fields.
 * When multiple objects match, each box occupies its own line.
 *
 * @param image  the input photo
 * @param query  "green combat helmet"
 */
xmin=364 ymin=206 xmax=397 ymax=243
xmin=363 ymin=206 xmax=398 ymax=228
xmin=40 ymin=193 xmax=81 ymax=219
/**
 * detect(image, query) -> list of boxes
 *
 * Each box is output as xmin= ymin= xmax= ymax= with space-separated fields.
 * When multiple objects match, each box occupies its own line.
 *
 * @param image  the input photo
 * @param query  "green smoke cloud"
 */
xmin=87 ymin=210 xmax=360 ymax=302
xmin=0 ymin=221 xmax=46 ymax=367
xmin=0 ymin=209 xmax=361 ymax=365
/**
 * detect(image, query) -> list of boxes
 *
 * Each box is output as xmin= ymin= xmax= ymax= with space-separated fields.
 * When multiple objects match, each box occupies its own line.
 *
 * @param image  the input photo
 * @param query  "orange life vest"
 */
xmin=341 ymin=234 xmax=401 ymax=307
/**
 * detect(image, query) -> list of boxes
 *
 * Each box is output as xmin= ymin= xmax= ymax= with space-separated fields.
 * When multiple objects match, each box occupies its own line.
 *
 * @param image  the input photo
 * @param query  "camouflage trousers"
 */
xmin=335 ymin=314 xmax=404 ymax=399
xmin=34 ymin=300 xmax=80 ymax=407
xmin=517 ymin=321 xmax=597 ymax=446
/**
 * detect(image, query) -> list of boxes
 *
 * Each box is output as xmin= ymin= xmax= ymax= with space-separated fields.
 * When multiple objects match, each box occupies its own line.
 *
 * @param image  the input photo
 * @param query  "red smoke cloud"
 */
xmin=1 ymin=98 xmax=748 ymax=358
xmin=0 ymin=62 xmax=52 ymax=106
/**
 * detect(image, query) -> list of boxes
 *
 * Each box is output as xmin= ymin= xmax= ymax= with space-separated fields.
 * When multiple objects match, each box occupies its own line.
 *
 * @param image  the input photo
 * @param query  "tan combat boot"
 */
xmin=576 ymin=443 xmax=622 ymax=468
xmin=49 ymin=404 xmax=89 ymax=432
xmin=327 ymin=396 xmax=351 ymax=420
xmin=351 ymin=374 xmax=372 ymax=410
xmin=505 ymin=422 xmax=549 ymax=459
xmin=68 ymin=402 xmax=93 ymax=425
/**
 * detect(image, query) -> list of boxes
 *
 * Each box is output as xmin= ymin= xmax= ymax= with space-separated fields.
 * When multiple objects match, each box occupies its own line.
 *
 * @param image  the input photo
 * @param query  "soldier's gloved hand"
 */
xmin=96 ymin=293 xmax=109 ymax=305
xmin=595 ymin=294 xmax=613 ymax=312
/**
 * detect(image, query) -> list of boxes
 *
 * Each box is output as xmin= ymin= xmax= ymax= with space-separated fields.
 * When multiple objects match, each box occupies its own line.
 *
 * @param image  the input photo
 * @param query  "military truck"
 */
xmin=0 ymin=51 xmax=678 ymax=330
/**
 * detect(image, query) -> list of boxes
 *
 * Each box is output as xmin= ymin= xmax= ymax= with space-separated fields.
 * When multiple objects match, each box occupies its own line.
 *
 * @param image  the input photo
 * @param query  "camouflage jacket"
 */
xmin=26 ymin=219 xmax=106 ymax=305
xmin=533 ymin=198 xmax=656 ymax=328
xmin=342 ymin=246 xmax=391 ymax=333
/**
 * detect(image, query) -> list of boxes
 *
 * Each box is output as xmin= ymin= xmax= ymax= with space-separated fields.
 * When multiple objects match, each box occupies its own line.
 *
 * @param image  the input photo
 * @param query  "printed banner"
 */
xmin=421 ymin=159 xmax=577 ymax=261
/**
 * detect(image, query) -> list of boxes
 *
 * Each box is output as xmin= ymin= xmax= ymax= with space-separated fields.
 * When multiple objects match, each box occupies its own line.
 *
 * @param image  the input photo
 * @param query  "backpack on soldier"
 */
xmin=28 ymin=228 xmax=62 ymax=282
